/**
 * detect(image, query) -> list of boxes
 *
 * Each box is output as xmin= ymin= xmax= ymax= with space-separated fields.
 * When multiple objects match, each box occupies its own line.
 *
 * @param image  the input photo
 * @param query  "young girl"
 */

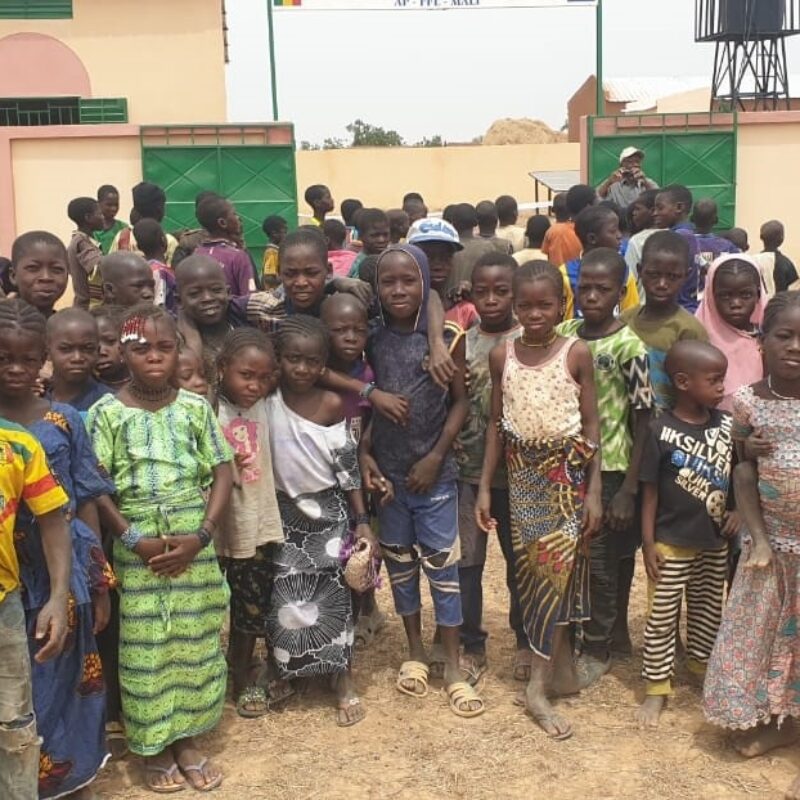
xmin=0 ymin=299 xmax=115 ymax=799
xmin=695 ymin=254 xmax=767 ymax=411
xmin=173 ymin=344 xmax=210 ymax=398
xmin=9 ymin=231 xmax=69 ymax=318
xmin=87 ymin=304 xmax=234 ymax=793
xmin=266 ymin=315 xmax=376 ymax=727
xmin=476 ymin=261 xmax=602 ymax=741
xmin=214 ymin=329 xmax=289 ymax=717
xmin=703 ymin=292 xmax=800 ymax=800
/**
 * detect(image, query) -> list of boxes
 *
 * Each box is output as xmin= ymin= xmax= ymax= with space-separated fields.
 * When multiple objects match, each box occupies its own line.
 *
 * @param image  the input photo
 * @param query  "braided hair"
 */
xmin=216 ymin=328 xmax=275 ymax=369
xmin=512 ymin=259 xmax=564 ymax=300
xmin=119 ymin=303 xmax=177 ymax=343
xmin=0 ymin=298 xmax=47 ymax=351
xmin=713 ymin=258 xmax=761 ymax=294
xmin=276 ymin=314 xmax=329 ymax=362
xmin=763 ymin=291 xmax=800 ymax=335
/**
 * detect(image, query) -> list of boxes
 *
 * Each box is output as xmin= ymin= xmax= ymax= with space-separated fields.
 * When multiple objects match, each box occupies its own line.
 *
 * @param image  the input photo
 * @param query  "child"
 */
xmin=66 ymin=197 xmax=105 ymax=310
xmin=341 ymin=198 xmax=363 ymax=249
xmin=514 ymin=215 xmax=551 ymax=265
xmin=132 ymin=218 xmax=177 ymax=312
xmin=347 ymin=209 xmax=391 ymax=277
xmin=91 ymin=304 xmax=130 ymax=390
xmin=476 ymin=260 xmax=601 ymax=739
xmin=476 ymin=201 xmax=513 ymax=255
xmin=621 ymin=231 xmax=708 ymax=412
xmin=9 ymin=231 xmax=69 ymax=318
xmin=496 ymin=194 xmax=525 ymax=253
xmin=266 ymin=315 xmax=376 ymax=726
xmin=692 ymin=198 xmax=740 ymax=266
xmin=195 ymin=195 xmax=257 ymax=296
xmin=636 ymin=340 xmax=737 ymax=728
xmin=213 ymin=329 xmax=287 ymax=717
xmin=653 ymin=184 xmax=703 ymax=312
xmin=703 ymin=293 xmax=800 ymax=800
xmin=173 ymin=344 xmax=210 ymax=398
xmin=695 ymin=254 xmax=767 ymax=411
xmin=0 ymin=299 xmax=115 ymax=799
xmin=100 ymin=252 xmax=156 ymax=308
xmin=455 ymin=253 xmax=528 ymax=681
xmin=109 ymin=182 xmax=178 ymax=266
xmin=450 ymin=203 xmax=497 ymax=289
xmin=724 ymin=227 xmax=750 ymax=253
xmin=95 ymin=184 xmax=128 ymax=255
xmin=305 ymin=184 xmax=334 ymax=227
xmin=542 ymin=184 xmax=595 ymax=267
xmin=388 ymin=209 xmax=410 ymax=244
xmin=403 ymin=197 xmax=427 ymax=226
xmin=261 ymin=214 xmax=287 ymax=288
xmin=558 ymin=248 xmax=654 ymax=683
xmin=324 ymin=218 xmax=358 ymax=277
xmin=760 ymin=219 xmax=798 ymax=294
xmin=561 ymin=205 xmax=640 ymax=320
xmin=88 ymin=304 xmax=233 ymax=792
xmin=45 ymin=308 xmax=111 ymax=415
xmin=625 ymin=188 xmax=659 ymax=292
xmin=361 ymin=244 xmax=485 ymax=718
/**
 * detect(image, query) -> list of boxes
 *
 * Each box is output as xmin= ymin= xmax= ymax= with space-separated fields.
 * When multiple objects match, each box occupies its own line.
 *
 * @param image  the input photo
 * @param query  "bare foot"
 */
xmin=734 ymin=720 xmax=799 ymax=757
xmin=745 ymin=539 xmax=773 ymax=569
xmin=333 ymin=671 xmax=366 ymax=727
xmin=549 ymin=666 xmax=581 ymax=698
xmin=172 ymin=738 xmax=222 ymax=791
xmin=525 ymin=682 xmax=572 ymax=739
xmin=786 ymin=770 xmax=800 ymax=800
xmin=635 ymin=695 xmax=665 ymax=729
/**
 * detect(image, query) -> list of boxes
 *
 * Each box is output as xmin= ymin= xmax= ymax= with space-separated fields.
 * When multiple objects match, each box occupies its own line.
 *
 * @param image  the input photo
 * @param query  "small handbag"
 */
xmin=343 ymin=539 xmax=378 ymax=594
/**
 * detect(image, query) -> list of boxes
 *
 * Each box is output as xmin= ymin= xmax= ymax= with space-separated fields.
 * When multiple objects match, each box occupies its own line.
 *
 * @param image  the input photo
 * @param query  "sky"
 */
xmin=225 ymin=0 xmax=800 ymax=145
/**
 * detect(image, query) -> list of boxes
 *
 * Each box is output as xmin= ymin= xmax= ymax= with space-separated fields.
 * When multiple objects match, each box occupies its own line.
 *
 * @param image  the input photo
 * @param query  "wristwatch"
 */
xmin=196 ymin=528 xmax=213 ymax=548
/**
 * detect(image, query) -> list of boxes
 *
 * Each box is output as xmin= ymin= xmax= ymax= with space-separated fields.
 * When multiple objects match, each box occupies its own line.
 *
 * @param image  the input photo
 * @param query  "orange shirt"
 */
xmin=542 ymin=222 xmax=582 ymax=267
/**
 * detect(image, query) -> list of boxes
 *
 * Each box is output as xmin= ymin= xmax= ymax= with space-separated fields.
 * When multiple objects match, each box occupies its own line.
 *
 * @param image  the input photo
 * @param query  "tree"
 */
xmin=414 ymin=135 xmax=444 ymax=148
xmin=346 ymin=119 xmax=404 ymax=148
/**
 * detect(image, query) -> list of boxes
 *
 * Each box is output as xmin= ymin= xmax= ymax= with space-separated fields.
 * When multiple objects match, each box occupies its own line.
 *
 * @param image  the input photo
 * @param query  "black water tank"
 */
xmin=721 ymin=0 xmax=785 ymax=37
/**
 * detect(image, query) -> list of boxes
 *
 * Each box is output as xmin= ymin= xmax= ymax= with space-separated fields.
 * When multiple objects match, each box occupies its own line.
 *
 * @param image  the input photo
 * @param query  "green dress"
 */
xmin=86 ymin=390 xmax=233 ymax=756
xmin=95 ymin=219 xmax=128 ymax=255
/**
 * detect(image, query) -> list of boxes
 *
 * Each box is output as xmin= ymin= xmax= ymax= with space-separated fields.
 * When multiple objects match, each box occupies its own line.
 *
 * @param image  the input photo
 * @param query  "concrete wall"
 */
xmin=0 ymin=0 xmax=227 ymax=124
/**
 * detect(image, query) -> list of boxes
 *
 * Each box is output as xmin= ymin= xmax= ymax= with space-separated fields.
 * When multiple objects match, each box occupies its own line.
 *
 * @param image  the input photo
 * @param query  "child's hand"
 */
xmin=642 ymin=542 xmax=664 ymax=583
xmin=405 ymin=453 xmax=443 ymax=494
xmin=33 ymin=596 xmax=68 ymax=663
xmin=744 ymin=538 xmax=773 ymax=569
xmin=360 ymin=454 xmax=395 ymax=507
xmin=331 ymin=276 xmax=373 ymax=306
xmin=33 ymin=377 xmax=47 ymax=397
xmin=428 ymin=340 xmax=456 ymax=390
xmin=606 ymin=486 xmax=636 ymax=532
xmin=580 ymin=491 xmax=603 ymax=540
xmin=371 ymin=389 xmax=409 ymax=426
xmin=475 ymin=487 xmax=496 ymax=533
xmin=720 ymin=510 xmax=741 ymax=539
xmin=355 ymin=522 xmax=378 ymax=550
xmin=743 ymin=432 xmax=775 ymax=460
xmin=147 ymin=535 xmax=203 ymax=578
xmin=92 ymin=592 xmax=111 ymax=635
xmin=133 ymin=537 xmax=165 ymax=564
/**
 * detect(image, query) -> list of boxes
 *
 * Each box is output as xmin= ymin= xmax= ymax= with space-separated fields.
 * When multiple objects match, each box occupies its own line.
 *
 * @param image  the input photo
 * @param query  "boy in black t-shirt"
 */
xmin=635 ymin=340 xmax=739 ymax=729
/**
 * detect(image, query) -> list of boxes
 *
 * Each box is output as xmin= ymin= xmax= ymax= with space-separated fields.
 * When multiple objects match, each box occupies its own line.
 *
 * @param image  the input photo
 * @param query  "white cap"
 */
xmin=619 ymin=146 xmax=644 ymax=163
xmin=407 ymin=218 xmax=464 ymax=251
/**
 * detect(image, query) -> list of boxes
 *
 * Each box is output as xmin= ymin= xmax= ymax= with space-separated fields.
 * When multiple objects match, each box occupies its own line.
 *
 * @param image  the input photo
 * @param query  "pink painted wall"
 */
xmin=0 ymin=33 xmax=91 ymax=97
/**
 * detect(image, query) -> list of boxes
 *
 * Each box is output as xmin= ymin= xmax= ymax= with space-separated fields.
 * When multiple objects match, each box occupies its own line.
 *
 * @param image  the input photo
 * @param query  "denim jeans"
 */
xmin=0 ymin=590 xmax=39 ymax=800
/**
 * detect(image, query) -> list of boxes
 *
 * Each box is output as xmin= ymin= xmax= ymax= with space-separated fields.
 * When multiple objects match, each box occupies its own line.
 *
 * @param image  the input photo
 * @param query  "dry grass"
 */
xmin=96 ymin=538 xmax=797 ymax=799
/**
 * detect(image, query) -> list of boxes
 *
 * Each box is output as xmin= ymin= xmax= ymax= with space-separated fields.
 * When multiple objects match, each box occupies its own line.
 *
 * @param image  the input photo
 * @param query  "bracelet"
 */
xmin=120 ymin=526 xmax=143 ymax=551
xmin=201 ymin=518 xmax=218 ymax=533
xmin=359 ymin=382 xmax=376 ymax=400
xmin=354 ymin=513 xmax=370 ymax=527
xmin=196 ymin=528 xmax=213 ymax=548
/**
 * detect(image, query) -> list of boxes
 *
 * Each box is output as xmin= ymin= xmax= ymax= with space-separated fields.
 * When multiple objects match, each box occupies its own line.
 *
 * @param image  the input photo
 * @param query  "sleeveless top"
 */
xmin=501 ymin=337 xmax=582 ymax=442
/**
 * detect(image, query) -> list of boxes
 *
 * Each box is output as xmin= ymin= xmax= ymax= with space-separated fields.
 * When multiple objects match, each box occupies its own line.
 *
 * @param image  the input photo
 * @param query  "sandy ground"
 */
xmin=96 ymin=537 xmax=798 ymax=800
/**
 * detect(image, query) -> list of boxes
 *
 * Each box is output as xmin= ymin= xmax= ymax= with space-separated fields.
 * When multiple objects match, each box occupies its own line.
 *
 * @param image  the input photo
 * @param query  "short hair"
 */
xmin=472 ymin=251 xmax=517 ymax=282
xmin=67 ymin=197 xmax=98 ymax=226
xmin=451 ymin=203 xmax=478 ymax=234
xmin=512 ymin=260 xmax=564 ymax=299
xmin=217 ymin=327 xmax=275 ymax=369
xmin=658 ymin=184 xmax=694 ymax=211
xmin=575 ymin=205 xmax=617 ymax=248
xmin=495 ymin=195 xmax=518 ymax=226
xmin=551 ymin=192 xmax=569 ymax=222
xmin=358 ymin=254 xmax=380 ymax=287
xmin=387 ymin=209 xmax=410 ymax=238
xmin=195 ymin=190 xmax=220 ymax=211
xmin=262 ymin=215 xmax=287 ymax=238
xmin=304 ymin=184 xmax=330 ymax=206
xmin=691 ymin=197 xmax=718 ymax=230
xmin=476 ymin=201 xmax=498 ymax=230
xmin=641 ymin=229 xmax=690 ymax=269
xmin=323 ymin=218 xmax=347 ymax=249
xmin=11 ymin=231 xmax=67 ymax=266
xmin=97 ymin=185 xmax=118 ymax=201
xmin=442 ymin=204 xmax=457 ymax=225
xmin=0 ymin=298 xmax=46 ymax=342
xmin=46 ymin=307 xmax=97 ymax=340
xmin=580 ymin=247 xmax=627 ymax=284
xmin=100 ymin=252 xmax=150 ymax=285
xmin=91 ymin=303 xmax=124 ymax=329
xmin=132 ymin=219 xmax=165 ymax=257
xmin=276 ymin=314 xmax=329 ymax=361
xmin=196 ymin=195 xmax=230 ymax=232
xmin=566 ymin=184 xmax=597 ymax=217
xmin=598 ymin=200 xmax=627 ymax=235
xmin=525 ymin=215 xmax=551 ymax=248
xmin=174 ymin=253 xmax=225 ymax=288
xmin=723 ymin=227 xmax=749 ymax=250
xmin=402 ymin=198 xmax=427 ymax=219
xmin=120 ymin=303 xmax=177 ymax=341
xmin=402 ymin=192 xmax=424 ymax=205
xmin=340 ymin=198 xmax=363 ymax=226
xmin=761 ymin=219 xmax=785 ymax=247
xmin=713 ymin=258 xmax=761 ymax=293
xmin=278 ymin=227 xmax=328 ymax=265
xmin=665 ymin=340 xmax=727 ymax=379
xmin=631 ymin=188 xmax=658 ymax=211
xmin=763 ymin=291 xmax=800 ymax=335
xmin=131 ymin=182 xmax=166 ymax=218
xmin=356 ymin=208 xmax=389 ymax=235
xmin=320 ymin=291 xmax=368 ymax=321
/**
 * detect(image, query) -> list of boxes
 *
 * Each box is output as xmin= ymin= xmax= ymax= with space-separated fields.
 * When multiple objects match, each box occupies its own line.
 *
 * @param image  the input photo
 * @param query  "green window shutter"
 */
xmin=79 ymin=98 xmax=128 ymax=124
xmin=0 ymin=1 xmax=73 ymax=18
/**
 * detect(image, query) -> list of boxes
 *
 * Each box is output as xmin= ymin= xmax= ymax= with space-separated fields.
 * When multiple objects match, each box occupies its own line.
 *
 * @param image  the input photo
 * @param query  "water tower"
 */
xmin=695 ymin=0 xmax=800 ymax=110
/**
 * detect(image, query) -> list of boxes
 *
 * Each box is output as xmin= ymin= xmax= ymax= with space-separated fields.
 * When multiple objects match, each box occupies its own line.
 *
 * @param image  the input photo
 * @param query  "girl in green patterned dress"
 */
xmin=88 ymin=304 xmax=234 ymax=793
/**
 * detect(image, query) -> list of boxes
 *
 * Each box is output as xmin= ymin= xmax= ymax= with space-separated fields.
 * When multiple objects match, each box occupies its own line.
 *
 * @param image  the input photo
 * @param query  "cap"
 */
xmin=406 ymin=218 xmax=464 ymax=251
xmin=619 ymin=146 xmax=644 ymax=164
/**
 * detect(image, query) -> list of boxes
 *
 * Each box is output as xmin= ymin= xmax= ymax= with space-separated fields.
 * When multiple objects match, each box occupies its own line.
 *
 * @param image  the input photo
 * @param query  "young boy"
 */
xmin=636 ymin=340 xmax=737 ymax=728
xmin=91 ymin=305 xmax=129 ymax=390
xmin=476 ymin=201 xmax=512 ymax=255
xmin=110 ymin=182 xmax=179 ymax=265
xmin=100 ymin=252 xmax=156 ymax=308
xmin=341 ymin=198 xmax=363 ymax=249
xmin=132 ymin=219 xmax=177 ymax=312
xmin=304 ymin=184 xmax=334 ymax=227
xmin=691 ymin=198 xmax=740 ymax=294
xmin=45 ymin=308 xmax=111 ymax=415
xmin=558 ymin=248 xmax=654 ymax=682
xmin=195 ymin=195 xmax=257 ymax=296
xmin=95 ymin=185 xmax=128 ymax=256
xmin=0 ymin=417 xmax=70 ymax=800
xmin=723 ymin=227 xmax=749 ymax=253
xmin=387 ymin=209 xmax=410 ymax=245
xmin=495 ymin=194 xmax=525 ymax=253
xmin=347 ymin=209 xmax=391 ymax=278
xmin=542 ymin=184 xmax=595 ymax=267
xmin=455 ymin=252 xmax=528 ymax=680
xmin=403 ymin=197 xmax=427 ymax=226
xmin=66 ymin=197 xmax=105 ymax=310
xmin=760 ymin=219 xmax=798 ymax=293
xmin=514 ymin=216 xmax=551 ymax=265
xmin=9 ymin=231 xmax=69 ymax=318
xmin=324 ymin=219 xmax=357 ymax=277
xmin=625 ymin=189 xmax=659 ymax=292
xmin=450 ymin=203 xmax=496 ymax=289
xmin=261 ymin=215 xmax=287 ymax=289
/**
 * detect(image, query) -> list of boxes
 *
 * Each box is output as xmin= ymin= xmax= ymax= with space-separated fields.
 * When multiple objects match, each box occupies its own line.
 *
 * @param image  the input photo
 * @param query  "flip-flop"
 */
xmin=396 ymin=660 xmax=430 ymax=698
xmin=526 ymin=708 xmax=573 ymax=741
xmin=144 ymin=763 xmax=186 ymax=794
xmin=106 ymin=721 xmax=129 ymax=760
xmin=236 ymin=685 xmax=269 ymax=719
xmin=178 ymin=758 xmax=223 ymax=792
xmin=336 ymin=696 xmax=366 ymax=727
xmin=446 ymin=681 xmax=485 ymax=718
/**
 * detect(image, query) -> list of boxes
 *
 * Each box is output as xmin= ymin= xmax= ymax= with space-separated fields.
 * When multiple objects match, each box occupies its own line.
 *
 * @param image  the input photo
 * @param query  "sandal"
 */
xmin=336 ymin=696 xmax=366 ymax=727
xmin=460 ymin=653 xmax=488 ymax=687
xmin=236 ymin=685 xmax=268 ymax=719
xmin=144 ymin=763 xmax=186 ymax=794
xmin=106 ymin=721 xmax=129 ymax=760
xmin=446 ymin=681 xmax=485 ymax=718
xmin=178 ymin=758 xmax=223 ymax=792
xmin=527 ymin=709 xmax=573 ymax=741
xmin=396 ymin=660 xmax=430 ymax=698
xmin=513 ymin=650 xmax=532 ymax=682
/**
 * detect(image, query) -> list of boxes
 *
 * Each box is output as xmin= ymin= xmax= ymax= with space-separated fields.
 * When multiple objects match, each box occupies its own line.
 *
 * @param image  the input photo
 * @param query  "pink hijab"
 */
xmin=695 ymin=253 xmax=767 ymax=411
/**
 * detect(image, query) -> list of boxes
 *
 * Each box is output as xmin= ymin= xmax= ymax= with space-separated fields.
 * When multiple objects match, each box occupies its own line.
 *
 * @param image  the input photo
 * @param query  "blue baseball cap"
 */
xmin=407 ymin=218 xmax=463 ymax=251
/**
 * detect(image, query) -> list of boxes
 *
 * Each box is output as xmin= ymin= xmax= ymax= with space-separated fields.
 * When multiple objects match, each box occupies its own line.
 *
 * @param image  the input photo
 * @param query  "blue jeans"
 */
xmin=0 ymin=591 xmax=39 ymax=800
xmin=378 ymin=480 xmax=462 ymax=628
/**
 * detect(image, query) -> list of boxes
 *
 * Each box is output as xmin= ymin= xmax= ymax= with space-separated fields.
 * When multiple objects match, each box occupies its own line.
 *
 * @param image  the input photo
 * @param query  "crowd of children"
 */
xmin=2 ymin=176 xmax=800 ymax=800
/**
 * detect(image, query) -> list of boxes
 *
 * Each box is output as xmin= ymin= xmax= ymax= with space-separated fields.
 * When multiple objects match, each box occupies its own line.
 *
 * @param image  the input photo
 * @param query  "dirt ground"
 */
xmin=96 ymin=537 xmax=798 ymax=800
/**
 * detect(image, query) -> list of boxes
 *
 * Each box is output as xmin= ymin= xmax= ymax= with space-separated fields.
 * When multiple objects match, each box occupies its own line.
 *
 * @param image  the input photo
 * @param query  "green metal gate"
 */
xmin=587 ymin=113 xmax=737 ymax=229
xmin=141 ymin=125 xmax=298 ymax=269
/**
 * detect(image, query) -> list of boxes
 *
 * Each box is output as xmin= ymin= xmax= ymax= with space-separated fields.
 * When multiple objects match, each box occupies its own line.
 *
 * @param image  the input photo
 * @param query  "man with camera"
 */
xmin=597 ymin=146 xmax=659 ymax=207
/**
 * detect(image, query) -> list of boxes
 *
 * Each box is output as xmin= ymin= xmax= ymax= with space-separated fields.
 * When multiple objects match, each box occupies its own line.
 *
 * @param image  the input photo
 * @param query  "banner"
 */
xmin=274 ymin=0 xmax=596 ymax=10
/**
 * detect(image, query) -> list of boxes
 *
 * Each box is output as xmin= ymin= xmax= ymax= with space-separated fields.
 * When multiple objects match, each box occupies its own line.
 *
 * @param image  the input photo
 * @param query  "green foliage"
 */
xmin=346 ymin=119 xmax=405 ymax=147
